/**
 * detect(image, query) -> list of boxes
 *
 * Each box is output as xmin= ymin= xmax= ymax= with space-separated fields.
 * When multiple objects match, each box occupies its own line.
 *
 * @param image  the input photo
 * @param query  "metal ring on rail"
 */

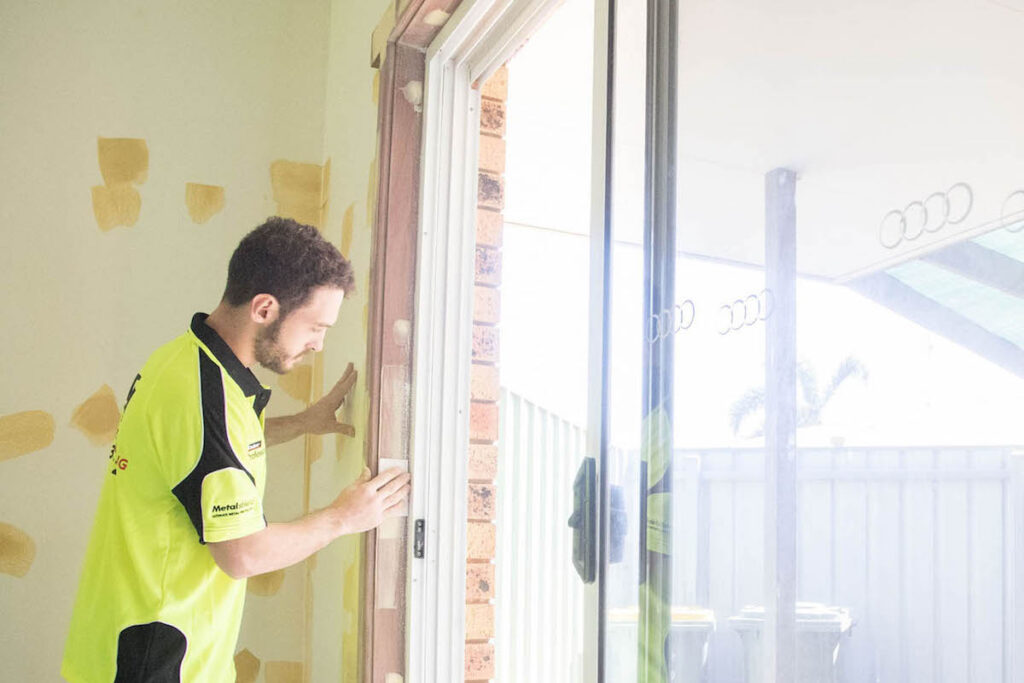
xmin=923 ymin=191 xmax=949 ymax=233
xmin=901 ymin=200 xmax=927 ymax=242
xmin=743 ymin=294 xmax=760 ymax=327
xmin=879 ymin=209 xmax=906 ymax=249
xmin=674 ymin=299 xmax=696 ymax=332
xmin=729 ymin=299 xmax=746 ymax=331
xmin=647 ymin=299 xmax=697 ymax=343
xmin=717 ymin=304 xmax=733 ymax=336
xmin=945 ymin=182 xmax=973 ymax=225
xmin=878 ymin=182 xmax=974 ymax=249
xmin=718 ymin=291 xmax=771 ymax=335
xmin=1002 ymin=189 xmax=1024 ymax=233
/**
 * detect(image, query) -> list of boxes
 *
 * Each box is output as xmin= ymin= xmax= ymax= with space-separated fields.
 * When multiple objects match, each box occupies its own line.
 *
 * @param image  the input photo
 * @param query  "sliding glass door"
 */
xmin=590 ymin=1 xmax=1024 ymax=682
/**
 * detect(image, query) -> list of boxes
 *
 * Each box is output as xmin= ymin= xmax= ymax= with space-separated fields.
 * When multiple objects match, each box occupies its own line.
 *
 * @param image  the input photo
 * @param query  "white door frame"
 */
xmin=406 ymin=0 xmax=611 ymax=681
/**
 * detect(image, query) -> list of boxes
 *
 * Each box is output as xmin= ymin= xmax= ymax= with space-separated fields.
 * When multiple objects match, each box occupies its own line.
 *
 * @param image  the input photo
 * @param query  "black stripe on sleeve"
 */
xmin=172 ymin=351 xmax=257 ymax=544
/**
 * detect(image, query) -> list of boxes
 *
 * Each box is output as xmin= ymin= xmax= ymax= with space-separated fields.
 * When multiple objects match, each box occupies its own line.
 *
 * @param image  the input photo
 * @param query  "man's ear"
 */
xmin=250 ymin=294 xmax=280 ymax=324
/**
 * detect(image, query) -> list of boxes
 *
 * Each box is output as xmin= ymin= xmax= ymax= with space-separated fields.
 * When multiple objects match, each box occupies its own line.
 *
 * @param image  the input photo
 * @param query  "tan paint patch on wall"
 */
xmin=372 ymin=70 xmax=380 ymax=105
xmin=98 ymin=138 xmax=148 ymax=185
xmin=0 ymin=522 xmax=36 ymax=577
xmin=234 ymin=648 xmax=261 ymax=683
xmin=270 ymin=160 xmax=326 ymax=229
xmin=279 ymin=364 xmax=312 ymax=403
xmin=185 ymin=183 xmax=225 ymax=224
xmin=0 ymin=410 xmax=55 ymax=462
xmin=91 ymin=184 xmax=142 ymax=231
xmin=92 ymin=137 xmax=148 ymax=231
xmin=264 ymin=660 xmax=304 ymax=683
xmin=340 ymin=203 xmax=355 ymax=257
xmin=71 ymin=384 xmax=120 ymax=445
xmin=247 ymin=568 xmax=285 ymax=596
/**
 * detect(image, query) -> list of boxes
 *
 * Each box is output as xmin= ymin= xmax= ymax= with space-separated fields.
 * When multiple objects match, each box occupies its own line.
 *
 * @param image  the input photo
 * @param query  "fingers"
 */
xmin=378 ymin=472 xmax=411 ymax=497
xmin=334 ymin=423 xmax=356 ymax=437
xmin=370 ymin=466 xmax=408 ymax=489
xmin=383 ymin=483 xmax=411 ymax=508
xmin=325 ymin=364 xmax=358 ymax=404
xmin=384 ymin=485 xmax=411 ymax=516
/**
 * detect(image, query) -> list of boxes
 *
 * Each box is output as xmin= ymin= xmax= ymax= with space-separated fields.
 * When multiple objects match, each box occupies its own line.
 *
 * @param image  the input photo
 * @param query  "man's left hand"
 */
xmin=302 ymin=363 xmax=358 ymax=437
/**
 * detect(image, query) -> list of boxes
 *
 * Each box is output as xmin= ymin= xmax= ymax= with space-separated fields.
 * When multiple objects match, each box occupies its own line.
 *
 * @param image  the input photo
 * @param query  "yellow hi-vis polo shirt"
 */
xmin=62 ymin=313 xmax=272 ymax=683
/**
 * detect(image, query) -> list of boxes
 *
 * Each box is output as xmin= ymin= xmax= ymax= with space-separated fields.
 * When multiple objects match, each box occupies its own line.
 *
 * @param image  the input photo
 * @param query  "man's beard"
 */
xmin=254 ymin=317 xmax=295 ymax=375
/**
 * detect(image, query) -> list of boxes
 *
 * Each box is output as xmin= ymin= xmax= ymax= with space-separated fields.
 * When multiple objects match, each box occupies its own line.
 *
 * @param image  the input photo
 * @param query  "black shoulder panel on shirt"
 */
xmin=114 ymin=621 xmax=187 ymax=682
xmin=171 ymin=350 xmax=257 ymax=544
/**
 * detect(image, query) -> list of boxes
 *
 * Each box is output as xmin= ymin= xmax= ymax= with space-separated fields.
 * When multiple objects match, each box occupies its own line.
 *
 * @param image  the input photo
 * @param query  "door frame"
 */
xmin=369 ymin=0 xmax=603 ymax=681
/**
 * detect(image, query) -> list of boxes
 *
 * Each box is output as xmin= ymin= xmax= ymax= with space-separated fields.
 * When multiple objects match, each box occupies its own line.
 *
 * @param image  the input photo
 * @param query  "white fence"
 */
xmin=495 ymin=390 xmax=587 ymax=682
xmin=494 ymin=389 xmax=1024 ymax=683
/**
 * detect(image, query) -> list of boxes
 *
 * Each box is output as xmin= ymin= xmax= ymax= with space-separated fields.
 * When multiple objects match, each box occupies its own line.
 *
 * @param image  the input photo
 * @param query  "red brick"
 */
xmin=471 ymin=325 xmax=499 ymax=363
xmin=466 ymin=521 xmax=496 ymax=560
xmin=477 ymin=134 xmax=506 ymax=174
xmin=479 ymin=99 xmax=507 ymax=137
xmin=470 ymin=363 xmax=500 ymax=402
xmin=473 ymin=286 xmax=501 ymax=324
xmin=469 ymin=401 xmax=498 ymax=442
xmin=475 ymin=246 xmax=501 ymax=285
xmin=467 ymin=444 xmax=498 ymax=481
xmin=475 ymin=209 xmax=503 ymax=248
xmin=465 ymin=642 xmax=495 ymax=679
xmin=468 ymin=483 xmax=496 ymax=520
xmin=477 ymin=171 xmax=504 ymax=210
xmin=480 ymin=65 xmax=508 ymax=101
xmin=466 ymin=563 xmax=495 ymax=602
xmin=465 ymin=602 xmax=495 ymax=641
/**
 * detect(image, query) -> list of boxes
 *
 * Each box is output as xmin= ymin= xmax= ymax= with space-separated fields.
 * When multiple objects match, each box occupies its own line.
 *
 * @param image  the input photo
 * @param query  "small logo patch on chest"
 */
xmin=248 ymin=440 xmax=263 ymax=453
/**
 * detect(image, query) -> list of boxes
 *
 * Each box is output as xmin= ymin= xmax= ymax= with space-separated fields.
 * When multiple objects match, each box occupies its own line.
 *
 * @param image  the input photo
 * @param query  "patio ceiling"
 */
xmin=663 ymin=0 xmax=1024 ymax=279
xmin=847 ymin=224 xmax=1024 ymax=378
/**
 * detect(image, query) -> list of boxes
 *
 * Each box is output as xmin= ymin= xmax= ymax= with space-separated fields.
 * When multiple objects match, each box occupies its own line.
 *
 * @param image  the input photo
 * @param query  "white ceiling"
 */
xmin=505 ymin=0 xmax=1024 ymax=279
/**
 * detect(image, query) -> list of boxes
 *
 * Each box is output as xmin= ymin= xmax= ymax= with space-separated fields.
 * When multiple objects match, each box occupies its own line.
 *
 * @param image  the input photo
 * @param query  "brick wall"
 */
xmin=465 ymin=64 xmax=507 ymax=683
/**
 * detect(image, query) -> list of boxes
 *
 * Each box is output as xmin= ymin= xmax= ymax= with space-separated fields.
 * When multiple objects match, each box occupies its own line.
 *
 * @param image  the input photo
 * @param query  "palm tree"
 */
xmin=728 ymin=356 xmax=869 ymax=438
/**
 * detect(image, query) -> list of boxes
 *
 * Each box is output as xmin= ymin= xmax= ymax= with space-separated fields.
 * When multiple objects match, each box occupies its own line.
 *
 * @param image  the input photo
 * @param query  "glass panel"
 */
xmin=603 ymin=0 xmax=770 ymax=680
xmin=604 ymin=1 xmax=1024 ymax=681
xmin=787 ymin=5 xmax=1024 ymax=678
xmin=642 ymin=2 xmax=1024 ymax=682
xmin=600 ymin=0 xmax=648 ymax=679
xmin=493 ymin=1 xmax=595 ymax=681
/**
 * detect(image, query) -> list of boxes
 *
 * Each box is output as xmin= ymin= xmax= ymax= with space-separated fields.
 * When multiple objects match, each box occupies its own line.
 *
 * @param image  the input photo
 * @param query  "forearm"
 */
xmin=209 ymin=507 xmax=348 ymax=579
xmin=264 ymin=412 xmax=310 ymax=447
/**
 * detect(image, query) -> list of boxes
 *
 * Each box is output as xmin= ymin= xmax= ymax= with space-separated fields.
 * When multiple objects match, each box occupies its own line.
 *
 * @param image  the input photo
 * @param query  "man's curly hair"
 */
xmin=222 ymin=217 xmax=355 ymax=317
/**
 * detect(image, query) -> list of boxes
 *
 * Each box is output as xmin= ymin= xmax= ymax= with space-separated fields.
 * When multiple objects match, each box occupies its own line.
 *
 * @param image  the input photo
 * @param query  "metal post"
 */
xmin=764 ymin=167 xmax=798 ymax=683
xmin=639 ymin=0 xmax=678 ymax=681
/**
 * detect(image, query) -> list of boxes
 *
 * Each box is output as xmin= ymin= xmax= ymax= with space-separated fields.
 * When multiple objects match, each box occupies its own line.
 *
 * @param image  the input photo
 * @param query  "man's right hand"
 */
xmin=330 ymin=466 xmax=411 ymax=535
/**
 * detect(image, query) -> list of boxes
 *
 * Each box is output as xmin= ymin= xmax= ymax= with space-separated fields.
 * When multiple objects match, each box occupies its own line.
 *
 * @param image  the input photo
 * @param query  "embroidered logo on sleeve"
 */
xmin=210 ymin=496 xmax=259 ymax=519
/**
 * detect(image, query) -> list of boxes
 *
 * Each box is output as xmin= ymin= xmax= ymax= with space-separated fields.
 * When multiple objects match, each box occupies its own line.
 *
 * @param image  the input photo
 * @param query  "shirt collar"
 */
xmin=189 ymin=313 xmax=271 ymax=407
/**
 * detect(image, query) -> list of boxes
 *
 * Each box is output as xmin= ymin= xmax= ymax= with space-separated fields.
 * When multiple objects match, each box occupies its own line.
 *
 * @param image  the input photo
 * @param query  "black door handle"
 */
xmin=568 ymin=457 xmax=596 ymax=583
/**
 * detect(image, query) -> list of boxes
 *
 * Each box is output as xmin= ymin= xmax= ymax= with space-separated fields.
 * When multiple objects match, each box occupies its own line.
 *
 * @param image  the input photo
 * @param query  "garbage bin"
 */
xmin=606 ymin=606 xmax=716 ymax=682
xmin=728 ymin=602 xmax=853 ymax=683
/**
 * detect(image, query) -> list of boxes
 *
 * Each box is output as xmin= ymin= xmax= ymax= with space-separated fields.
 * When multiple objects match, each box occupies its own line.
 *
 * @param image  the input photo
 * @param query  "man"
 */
xmin=62 ymin=217 xmax=410 ymax=682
